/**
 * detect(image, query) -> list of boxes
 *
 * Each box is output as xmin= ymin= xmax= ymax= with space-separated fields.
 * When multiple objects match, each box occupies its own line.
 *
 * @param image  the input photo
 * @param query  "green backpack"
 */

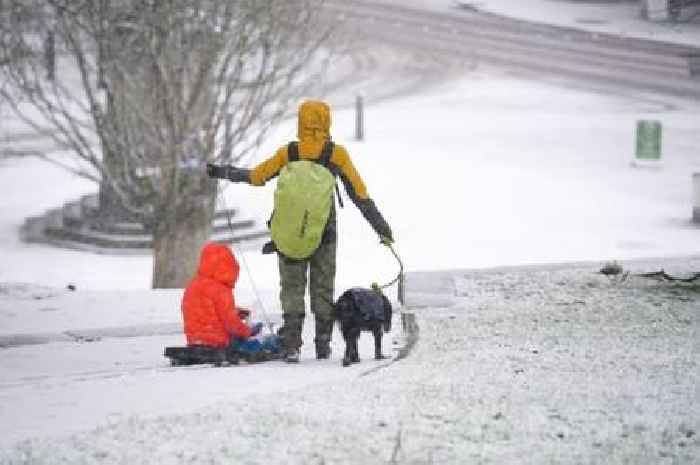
xmin=270 ymin=141 xmax=336 ymax=259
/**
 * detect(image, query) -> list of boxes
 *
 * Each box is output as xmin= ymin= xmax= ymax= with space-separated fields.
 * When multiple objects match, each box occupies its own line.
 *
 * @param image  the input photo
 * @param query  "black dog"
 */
xmin=334 ymin=287 xmax=393 ymax=367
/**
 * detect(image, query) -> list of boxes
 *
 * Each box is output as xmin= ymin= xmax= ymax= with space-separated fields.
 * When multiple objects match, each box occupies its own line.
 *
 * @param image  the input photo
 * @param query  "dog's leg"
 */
xmin=350 ymin=328 xmax=361 ymax=364
xmin=343 ymin=327 xmax=361 ymax=366
xmin=342 ymin=337 xmax=353 ymax=367
xmin=373 ymin=325 xmax=385 ymax=360
xmin=342 ymin=325 xmax=354 ymax=367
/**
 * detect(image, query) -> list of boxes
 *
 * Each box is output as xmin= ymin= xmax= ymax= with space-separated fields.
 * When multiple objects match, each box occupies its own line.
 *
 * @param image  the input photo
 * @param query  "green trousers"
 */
xmin=278 ymin=233 xmax=336 ymax=319
xmin=278 ymin=209 xmax=336 ymax=350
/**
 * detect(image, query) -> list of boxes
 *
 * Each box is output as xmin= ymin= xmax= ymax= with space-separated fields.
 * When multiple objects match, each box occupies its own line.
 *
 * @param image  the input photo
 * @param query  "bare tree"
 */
xmin=0 ymin=0 xmax=333 ymax=288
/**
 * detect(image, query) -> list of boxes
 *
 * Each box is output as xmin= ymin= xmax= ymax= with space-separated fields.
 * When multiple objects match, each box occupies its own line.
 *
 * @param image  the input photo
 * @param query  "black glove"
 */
xmin=261 ymin=241 xmax=277 ymax=255
xmin=206 ymin=164 xmax=250 ymax=183
xmin=206 ymin=163 xmax=228 ymax=179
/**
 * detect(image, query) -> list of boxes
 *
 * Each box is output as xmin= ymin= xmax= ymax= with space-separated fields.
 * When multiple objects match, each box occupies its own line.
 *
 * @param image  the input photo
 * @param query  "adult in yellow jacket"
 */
xmin=207 ymin=100 xmax=392 ymax=363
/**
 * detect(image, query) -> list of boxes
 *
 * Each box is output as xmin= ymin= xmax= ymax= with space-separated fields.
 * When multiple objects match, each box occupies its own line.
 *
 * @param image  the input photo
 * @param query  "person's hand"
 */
xmin=206 ymin=163 xmax=228 ymax=179
xmin=207 ymin=164 xmax=250 ymax=183
xmin=261 ymin=241 xmax=277 ymax=255
xmin=237 ymin=307 xmax=251 ymax=321
xmin=226 ymin=167 xmax=250 ymax=183
xmin=250 ymin=322 xmax=264 ymax=337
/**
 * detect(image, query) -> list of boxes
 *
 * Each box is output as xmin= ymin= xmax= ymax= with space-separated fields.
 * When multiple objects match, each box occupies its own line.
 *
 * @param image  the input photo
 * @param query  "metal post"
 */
xmin=355 ymin=95 xmax=364 ymax=141
xmin=693 ymin=173 xmax=700 ymax=223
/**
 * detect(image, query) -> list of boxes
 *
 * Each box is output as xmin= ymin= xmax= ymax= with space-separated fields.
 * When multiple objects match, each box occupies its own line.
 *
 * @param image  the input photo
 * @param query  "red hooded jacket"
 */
xmin=182 ymin=242 xmax=252 ymax=347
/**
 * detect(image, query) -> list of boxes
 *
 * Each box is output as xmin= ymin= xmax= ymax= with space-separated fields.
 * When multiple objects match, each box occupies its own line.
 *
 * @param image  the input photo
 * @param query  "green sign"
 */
xmin=635 ymin=120 xmax=662 ymax=160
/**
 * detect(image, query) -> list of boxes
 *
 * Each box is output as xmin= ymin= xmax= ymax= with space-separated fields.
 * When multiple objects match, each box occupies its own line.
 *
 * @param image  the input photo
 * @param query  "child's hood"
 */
xmin=197 ymin=242 xmax=239 ymax=288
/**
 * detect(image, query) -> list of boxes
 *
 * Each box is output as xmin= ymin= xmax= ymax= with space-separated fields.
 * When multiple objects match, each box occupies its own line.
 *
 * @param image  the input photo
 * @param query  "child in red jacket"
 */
xmin=182 ymin=242 xmax=262 ymax=348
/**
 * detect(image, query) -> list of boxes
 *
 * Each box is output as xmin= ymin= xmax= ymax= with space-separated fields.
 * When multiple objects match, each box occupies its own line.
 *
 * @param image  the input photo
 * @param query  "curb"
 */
xmin=395 ymin=312 xmax=419 ymax=361
xmin=358 ymin=310 xmax=420 ymax=377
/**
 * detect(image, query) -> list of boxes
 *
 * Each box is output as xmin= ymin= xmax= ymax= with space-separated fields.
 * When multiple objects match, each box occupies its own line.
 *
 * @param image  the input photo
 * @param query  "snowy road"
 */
xmin=329 ymin=0 xmax=700 ymax=98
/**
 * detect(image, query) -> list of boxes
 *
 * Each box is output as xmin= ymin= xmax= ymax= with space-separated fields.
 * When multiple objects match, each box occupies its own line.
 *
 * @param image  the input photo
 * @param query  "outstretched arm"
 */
xmin=206 ymin=146 xmax=288 ymax=185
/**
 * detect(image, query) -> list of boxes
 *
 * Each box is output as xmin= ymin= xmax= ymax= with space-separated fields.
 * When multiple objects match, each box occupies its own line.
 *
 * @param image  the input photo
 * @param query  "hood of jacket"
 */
xmin=197 ymin=242 xmax=239 ymax=288
xmin=297 ymin=100 xmax=331 ymax=155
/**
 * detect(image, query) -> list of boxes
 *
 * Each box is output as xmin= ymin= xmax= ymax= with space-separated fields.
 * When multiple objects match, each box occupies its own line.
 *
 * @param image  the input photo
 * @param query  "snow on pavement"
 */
xmin=385 ymin=0 xmax=700 ymax=47
xmin=464 ymin=0 xmax=700 ymax=48
xmin=2 ymin=256 xmax=697 ymax=464
xmin=0 ymin=304 xmax=403 ymax=451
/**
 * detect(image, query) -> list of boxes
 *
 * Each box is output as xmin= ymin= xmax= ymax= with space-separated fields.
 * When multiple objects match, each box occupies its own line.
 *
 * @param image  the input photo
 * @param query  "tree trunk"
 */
xmin=151 ymin=176 xmax=216 ymax=289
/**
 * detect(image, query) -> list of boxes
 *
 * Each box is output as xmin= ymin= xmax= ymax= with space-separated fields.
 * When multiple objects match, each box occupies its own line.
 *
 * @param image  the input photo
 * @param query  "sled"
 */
xmin=164 ymin=345 xmax=239 ymax=366
xmin=164 ymin=344 xmax=281 ymax=366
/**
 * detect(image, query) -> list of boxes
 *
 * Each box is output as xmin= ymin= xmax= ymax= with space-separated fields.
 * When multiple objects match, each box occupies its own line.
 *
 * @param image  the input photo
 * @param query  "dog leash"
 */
xmin=372 ymin=242 xmax=404 ymax=299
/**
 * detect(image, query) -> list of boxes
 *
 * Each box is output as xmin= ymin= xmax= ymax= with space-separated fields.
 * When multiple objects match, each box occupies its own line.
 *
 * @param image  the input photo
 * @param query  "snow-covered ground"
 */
xmin=1 ymin=257 xmax=698 ymax=464
xmin=466 ymin=0 xmax=700 ymax=48
xmin=398 ymin=0 xmax=700 ymax=47
xmin=0 ymin=281 xmax=408 ymax=451
xmin=2 ymin=66 xmax=698 ymax=462
xmin=1 ymin=1 xmax=699 ymax=463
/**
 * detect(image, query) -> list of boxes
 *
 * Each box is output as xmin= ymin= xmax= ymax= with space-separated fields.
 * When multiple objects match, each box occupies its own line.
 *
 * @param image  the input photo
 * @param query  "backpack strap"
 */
xmin=335 ymin=182 xmax=344 ymax=209
xmin=317 ymin=141 xmax=345 ymax=209
xmin=287 ymin=141 xmax=299 ymax=162
xmin=318 ymin=141 xmax=334 ymax=167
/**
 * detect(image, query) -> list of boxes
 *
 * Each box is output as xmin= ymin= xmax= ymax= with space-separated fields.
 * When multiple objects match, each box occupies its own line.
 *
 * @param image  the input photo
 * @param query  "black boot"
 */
xmin=284 ymin=348 xmax=300 ymax=363
xmin=314 ymin=317 xmax=334 ymax=359
xmin=280 ymin=313 xmax=305 ymax=363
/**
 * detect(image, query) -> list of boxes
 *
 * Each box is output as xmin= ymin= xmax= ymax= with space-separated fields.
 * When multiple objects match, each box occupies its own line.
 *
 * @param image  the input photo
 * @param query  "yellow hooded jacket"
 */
xmin=249 ymin=100 xmax=368 ymax=201
xmin=248 ymin=100 xmax=392 ymax=241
